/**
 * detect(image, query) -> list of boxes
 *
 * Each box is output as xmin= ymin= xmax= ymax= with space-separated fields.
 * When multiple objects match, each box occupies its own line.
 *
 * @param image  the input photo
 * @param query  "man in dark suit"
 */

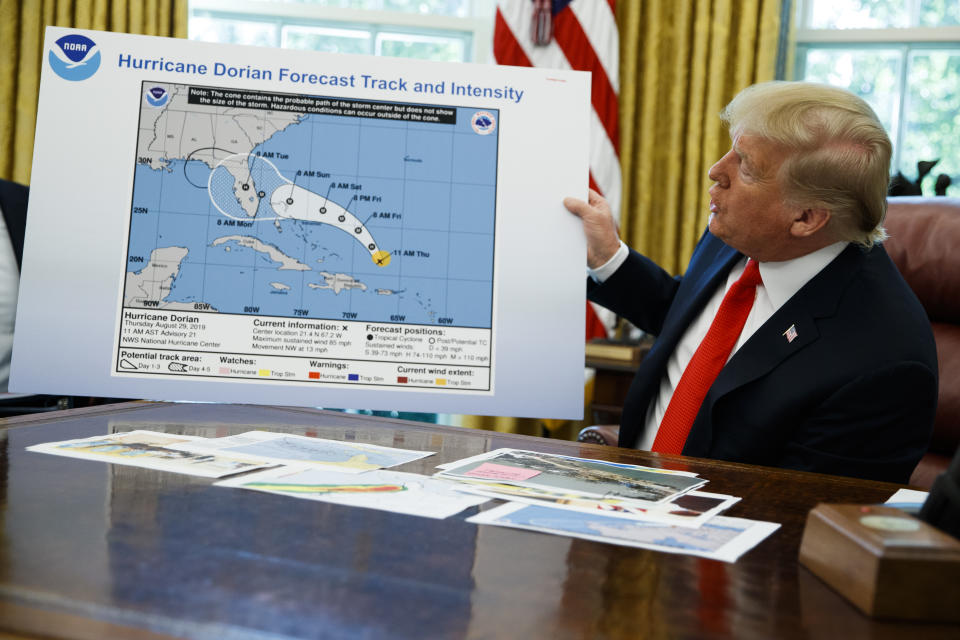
xmin=564 ymin=82 xmax=937 ymax=484
xmin=0 ymin=178 xmax=28 ymax=392
xmin=0 ymin=178 xmax=27 ymax=269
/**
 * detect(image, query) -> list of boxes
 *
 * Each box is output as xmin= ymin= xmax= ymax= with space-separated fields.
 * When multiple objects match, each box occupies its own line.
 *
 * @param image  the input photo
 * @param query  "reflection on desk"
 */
xmin=1 ymin=401 xmax=957 ymax=639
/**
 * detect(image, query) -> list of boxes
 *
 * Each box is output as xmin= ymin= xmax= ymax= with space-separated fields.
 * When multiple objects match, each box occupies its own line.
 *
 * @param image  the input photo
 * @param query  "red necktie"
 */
xmin=652 ymin=259 xmax=762 ymax=454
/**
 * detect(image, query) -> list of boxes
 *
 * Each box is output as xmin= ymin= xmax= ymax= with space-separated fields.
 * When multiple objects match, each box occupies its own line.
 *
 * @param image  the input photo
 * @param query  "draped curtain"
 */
xmin=618 ymin=0 xmax=782 ymax=275
xmin=0 ymin=0 xmax=188 ymax=184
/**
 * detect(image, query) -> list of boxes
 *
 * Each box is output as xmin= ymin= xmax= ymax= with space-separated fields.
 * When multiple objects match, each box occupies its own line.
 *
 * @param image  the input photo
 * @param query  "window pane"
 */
xmin=808 ymin=0 xmax=909 ymax=29
xmin=190 ymin=16 xmax=278 ymax=47
xmin=919 ymin=0 xmax=960 ymax=27
xmin=801 ymin=48 xmax=903 ymax=135
xmin=376 ymin=32 xmax=467 ymax=61
xmin=282 ymin=25 xmax=373 ymax=55
xmin=382 ymin=0 xmax=470 ymax=16
xmin=320 ymin=0 xmax=374 ymax=8
xmin=268 ymin=0 xmax=373 ymax=8
xmin=899 ymin=50 xmax=960 ymax=195
xmin=258 ymin=0 xmax=470 ymax=15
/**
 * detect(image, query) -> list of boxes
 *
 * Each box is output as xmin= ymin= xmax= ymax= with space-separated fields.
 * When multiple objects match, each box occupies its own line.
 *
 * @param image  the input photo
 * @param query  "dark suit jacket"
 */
xmin=588 ymin=231 xmax=938 ymax=483
xmin=0 ymin=178 xmax=28 ymax=270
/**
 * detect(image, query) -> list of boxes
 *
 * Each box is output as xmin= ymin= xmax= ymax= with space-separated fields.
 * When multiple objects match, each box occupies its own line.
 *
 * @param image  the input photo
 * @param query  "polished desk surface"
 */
xmin=0 ymin=402 xmax=957 ymax=640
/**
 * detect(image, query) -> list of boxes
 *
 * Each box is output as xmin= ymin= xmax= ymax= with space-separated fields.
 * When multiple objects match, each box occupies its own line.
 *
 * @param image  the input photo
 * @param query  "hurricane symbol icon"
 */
xmin=48 ymin=34 xmax=101 ymax=82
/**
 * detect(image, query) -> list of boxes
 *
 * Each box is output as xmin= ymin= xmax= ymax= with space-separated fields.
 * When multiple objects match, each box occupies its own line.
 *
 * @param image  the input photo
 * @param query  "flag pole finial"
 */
xmin=531 ymin=0 xmax=553 ymax=46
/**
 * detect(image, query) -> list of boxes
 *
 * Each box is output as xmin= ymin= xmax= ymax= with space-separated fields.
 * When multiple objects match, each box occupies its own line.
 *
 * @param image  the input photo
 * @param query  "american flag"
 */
xmin=783 ymin=324 xmax=798 ymax=343
xmin=494 ymin=0 xmax=620 ymax=340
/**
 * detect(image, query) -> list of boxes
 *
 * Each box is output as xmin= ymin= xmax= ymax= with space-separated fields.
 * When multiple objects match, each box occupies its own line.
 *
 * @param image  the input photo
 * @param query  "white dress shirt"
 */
xmin=590 ymin=239 xmax=847 ymax=450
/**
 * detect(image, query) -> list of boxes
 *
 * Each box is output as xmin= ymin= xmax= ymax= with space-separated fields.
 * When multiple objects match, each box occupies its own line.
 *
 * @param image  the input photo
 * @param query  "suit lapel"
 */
xmin=710 ymin=307 xmax=819 ymax=399
xmin=662 ymin=241 xmax=742 ymax=340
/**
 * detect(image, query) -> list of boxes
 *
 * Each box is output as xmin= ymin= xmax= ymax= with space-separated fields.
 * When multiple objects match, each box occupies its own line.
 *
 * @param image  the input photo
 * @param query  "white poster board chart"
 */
xmin=11 ymin=28 xmax=590 ymax=419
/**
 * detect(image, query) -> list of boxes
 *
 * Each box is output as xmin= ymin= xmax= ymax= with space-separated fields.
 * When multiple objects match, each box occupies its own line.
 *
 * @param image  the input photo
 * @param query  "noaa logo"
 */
xmin=49 ymin=34 xmax=101 ymax=82
xmin=471 ymin=111 xmax=496 ymax=135
xmin=145 ymin=86 xmax=170 ymax=107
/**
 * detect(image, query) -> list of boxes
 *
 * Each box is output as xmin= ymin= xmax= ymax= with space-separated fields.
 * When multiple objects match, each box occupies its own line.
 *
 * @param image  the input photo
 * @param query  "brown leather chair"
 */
xmin=579 ymin=197 xmax=960 ymax=489
xmin=884 ymin=197 xmax=960 ymax=487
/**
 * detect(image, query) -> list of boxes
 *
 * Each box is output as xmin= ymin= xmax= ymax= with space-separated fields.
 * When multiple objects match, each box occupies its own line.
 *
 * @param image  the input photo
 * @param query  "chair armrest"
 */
xmin=577 ymin=424 xmax=620 ymax=446
xmin=910 ymin=452 xmax=953 ymax=489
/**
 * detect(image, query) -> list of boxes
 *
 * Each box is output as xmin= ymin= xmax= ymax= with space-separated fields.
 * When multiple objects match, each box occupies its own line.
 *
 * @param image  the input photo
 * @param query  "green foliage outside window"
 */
xmin=799 ymin=0 xmax=959 ymax=195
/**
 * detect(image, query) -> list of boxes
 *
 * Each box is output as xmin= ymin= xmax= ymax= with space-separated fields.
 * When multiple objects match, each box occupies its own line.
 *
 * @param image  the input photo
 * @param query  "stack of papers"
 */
xmin=28 ymin=433 xmax=780 ymax=560
xmin=435 ymin=448 xmax=710 ymax=512
xmin=434 ymin=448 xmax=780 ymax=562
xmin=27 ymin=430 xmax=487 ymax=519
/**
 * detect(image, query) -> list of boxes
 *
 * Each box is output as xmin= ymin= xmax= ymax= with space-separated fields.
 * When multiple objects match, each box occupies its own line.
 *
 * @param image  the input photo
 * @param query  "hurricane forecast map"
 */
xmin=116 ymin=82 xmax=498 ymax=392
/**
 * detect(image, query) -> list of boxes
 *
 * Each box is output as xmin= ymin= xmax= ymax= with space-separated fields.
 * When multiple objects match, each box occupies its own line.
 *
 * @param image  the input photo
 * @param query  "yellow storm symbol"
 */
xmin=372 ymin=250 xmax=391 ymax=267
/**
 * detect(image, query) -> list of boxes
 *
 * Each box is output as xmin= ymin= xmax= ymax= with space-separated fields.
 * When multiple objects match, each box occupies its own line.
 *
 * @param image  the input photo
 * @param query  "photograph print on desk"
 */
xmin=216 ymin=465 xmax=489 ymax=519
xmin=26 ymin=430 xmax=277 ymax=478
xmin=166 ymin=429 xmax=434 ymax=473
xmin=437 ymin=448 xmax=706 ymax=503
xmin=468 ymin=502 xmax=779 ymax=563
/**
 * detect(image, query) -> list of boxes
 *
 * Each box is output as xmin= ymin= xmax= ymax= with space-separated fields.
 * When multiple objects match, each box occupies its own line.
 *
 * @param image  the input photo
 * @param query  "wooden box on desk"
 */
xmin=799 ymin=503 xmax=960 ymax=622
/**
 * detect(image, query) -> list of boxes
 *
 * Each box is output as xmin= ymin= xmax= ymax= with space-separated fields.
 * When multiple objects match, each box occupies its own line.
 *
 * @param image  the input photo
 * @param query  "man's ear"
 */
xmin=790 ymin=207 xmax=831 ymax=238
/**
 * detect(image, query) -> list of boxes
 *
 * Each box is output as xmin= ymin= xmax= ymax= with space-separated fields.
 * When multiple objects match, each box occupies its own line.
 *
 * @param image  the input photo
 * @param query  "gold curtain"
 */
xmin=0 ymin=0 xmax=188 ymax=184
xmin=618 ymin=0 xmax=782 ymax=274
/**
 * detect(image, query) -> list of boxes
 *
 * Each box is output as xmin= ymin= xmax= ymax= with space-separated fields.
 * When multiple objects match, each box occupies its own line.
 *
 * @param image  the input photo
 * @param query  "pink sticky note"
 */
xmin=463 ymin=462 xmax=541 ymax=481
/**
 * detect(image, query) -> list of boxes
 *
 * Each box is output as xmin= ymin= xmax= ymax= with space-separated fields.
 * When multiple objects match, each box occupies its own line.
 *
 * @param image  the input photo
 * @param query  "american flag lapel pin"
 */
xmin=783 ymin=324 xmax=798 ymax=343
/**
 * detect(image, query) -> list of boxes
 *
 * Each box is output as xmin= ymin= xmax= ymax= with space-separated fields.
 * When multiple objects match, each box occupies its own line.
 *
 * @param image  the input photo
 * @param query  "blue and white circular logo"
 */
xmin=471 ymin=111 xmax=496 ymax=135
xmin=48 ymin=34 xmax=101 ymax=82
xmin=145 ymin=86 xmax=170 ymax=107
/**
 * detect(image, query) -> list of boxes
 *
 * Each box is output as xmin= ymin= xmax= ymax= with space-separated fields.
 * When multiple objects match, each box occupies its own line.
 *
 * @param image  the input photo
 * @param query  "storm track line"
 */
xmin=207 ymin=152 xmax=390 ymax=267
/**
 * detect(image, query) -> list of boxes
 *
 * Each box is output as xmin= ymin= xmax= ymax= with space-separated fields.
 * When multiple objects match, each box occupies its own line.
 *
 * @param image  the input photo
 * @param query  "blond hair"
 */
xmin=721 ymin=81 xmax=891 ymax=247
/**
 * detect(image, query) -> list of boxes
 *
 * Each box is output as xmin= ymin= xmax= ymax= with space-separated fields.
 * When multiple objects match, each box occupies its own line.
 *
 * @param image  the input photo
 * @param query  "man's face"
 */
xmin=707 ymin=134 xmax=798 ymax=261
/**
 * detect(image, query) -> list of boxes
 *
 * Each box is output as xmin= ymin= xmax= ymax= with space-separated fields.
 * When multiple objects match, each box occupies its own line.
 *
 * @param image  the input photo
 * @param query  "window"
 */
xmin=794 ymin=0 xmax=960 ymax=196
xmin=188 ymin=0 xmax=495 ymax=63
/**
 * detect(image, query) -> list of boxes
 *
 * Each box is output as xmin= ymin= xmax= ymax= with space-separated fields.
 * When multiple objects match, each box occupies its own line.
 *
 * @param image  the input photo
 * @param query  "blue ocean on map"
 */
xmin=126 ymin=106 xmax=498 ymax=328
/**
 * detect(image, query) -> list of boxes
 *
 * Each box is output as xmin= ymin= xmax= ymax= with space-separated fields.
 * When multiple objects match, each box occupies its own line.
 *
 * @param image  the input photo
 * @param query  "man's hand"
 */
xmin=563 ymin=189 xmax=622 ymax=269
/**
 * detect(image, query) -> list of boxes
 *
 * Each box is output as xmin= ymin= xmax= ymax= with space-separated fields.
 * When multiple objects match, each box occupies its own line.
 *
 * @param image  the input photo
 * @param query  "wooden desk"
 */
xmin=1 ymin=402 xmax=956 ymax=639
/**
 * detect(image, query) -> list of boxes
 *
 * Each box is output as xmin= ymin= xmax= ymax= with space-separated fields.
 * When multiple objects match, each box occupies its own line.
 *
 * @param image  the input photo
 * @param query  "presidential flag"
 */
xmin=494 ymin=0 xmax=620 ymax=340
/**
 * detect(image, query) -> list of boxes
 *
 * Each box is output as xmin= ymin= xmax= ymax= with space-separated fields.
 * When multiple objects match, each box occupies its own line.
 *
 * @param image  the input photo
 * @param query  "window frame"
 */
xmin=189 ymin=0 xmax=494 ymax=63
xmin=792 ymin=1 xmax=960 ymax=190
